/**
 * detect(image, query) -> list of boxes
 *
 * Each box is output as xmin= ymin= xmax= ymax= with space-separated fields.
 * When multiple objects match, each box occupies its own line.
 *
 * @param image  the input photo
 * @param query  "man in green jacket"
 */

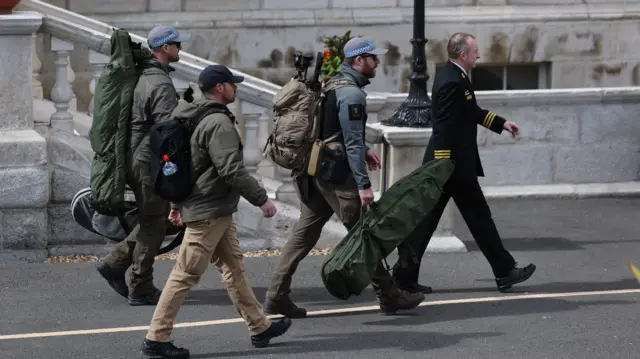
xmin=140 ymin=65 xmax=292 ymax=359
xmin=97 ymin=25 xmax=190 ymax=306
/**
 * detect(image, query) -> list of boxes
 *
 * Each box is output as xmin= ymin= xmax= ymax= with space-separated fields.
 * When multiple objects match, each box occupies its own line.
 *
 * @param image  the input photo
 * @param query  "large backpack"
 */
xmin=263 ymin=76 xmax=358 ymax=172
xmin=89 ymin=29 xmax=151 ymax=216
xmin=148 ymin=102 xmax=233 ymax=203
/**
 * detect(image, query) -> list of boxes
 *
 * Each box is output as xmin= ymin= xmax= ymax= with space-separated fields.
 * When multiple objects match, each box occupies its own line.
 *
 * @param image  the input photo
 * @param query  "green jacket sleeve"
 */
xmin=207 ymin=115 xmax=269 ymax=207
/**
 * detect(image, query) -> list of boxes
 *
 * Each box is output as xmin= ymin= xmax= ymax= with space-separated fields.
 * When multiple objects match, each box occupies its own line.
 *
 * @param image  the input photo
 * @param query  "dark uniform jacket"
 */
xmin=423 ymin=61 xmax=506 ymax=180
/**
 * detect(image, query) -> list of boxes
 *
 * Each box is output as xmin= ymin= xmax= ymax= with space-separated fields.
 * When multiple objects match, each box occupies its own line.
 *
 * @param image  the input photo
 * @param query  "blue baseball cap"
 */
xmin=147 ymin=25 xmax=191 ymax=49
xmin=198 ymin=65 xmax=245 ymax=92
xmin=343 ymin=37 xmax=388 ymax=58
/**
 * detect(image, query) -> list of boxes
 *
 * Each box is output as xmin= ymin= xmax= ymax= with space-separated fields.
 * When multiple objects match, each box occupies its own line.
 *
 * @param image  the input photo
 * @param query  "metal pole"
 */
xmin=381 ymin=0 xmax=432 ymax=128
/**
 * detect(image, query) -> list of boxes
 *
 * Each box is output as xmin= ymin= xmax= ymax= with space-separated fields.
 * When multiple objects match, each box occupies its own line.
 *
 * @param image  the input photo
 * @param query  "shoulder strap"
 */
xmin=322 ymin=77 xmax=358 ymax=94
xmin=188 ymin=102 xmax=233 ymax=134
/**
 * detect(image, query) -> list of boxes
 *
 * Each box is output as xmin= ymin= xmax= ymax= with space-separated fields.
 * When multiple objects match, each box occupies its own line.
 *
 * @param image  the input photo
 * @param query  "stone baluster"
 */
xmin=32 ymin=34 xmax=43 ymax=99
xmin=49 ymin=37 xmax=75 ymax=133
xmin=256 ymin=109 xmax=277 ymax=179
xmin=87 ymin=50 xmax=109 ymax=116
xmin=275 ymin=166 xmax=297 ymax=205
xmin=242 ymin=112 xmax=263 ymax=184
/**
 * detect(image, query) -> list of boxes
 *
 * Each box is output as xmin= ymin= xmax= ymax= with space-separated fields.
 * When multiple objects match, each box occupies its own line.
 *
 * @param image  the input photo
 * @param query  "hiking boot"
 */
xmin=250 ymin=318 xmax=292 ymax=348
xmin=397 ymin=281 xmax=433 ymax=294
xmin=264 ymin=295 xmax=307 ymax=318
xmin=128 ymin=288 xmax=162 ymax=306
xmin=496 ymin=263 xmax=536 ymax=292
xmin=141 ymin=338 xmax=190 ymax=359
xmin=378 ymin=288 xmax=425 ymax=315
xmin=96 ymin=261 xmax=128 ymax=298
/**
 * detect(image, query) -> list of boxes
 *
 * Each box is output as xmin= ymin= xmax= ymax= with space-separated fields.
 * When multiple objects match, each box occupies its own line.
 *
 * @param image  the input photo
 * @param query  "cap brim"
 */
xmin=175 ymin=32 xmax=191 ymax=42
xmin=369 ymin=48 xmax=388 ymax=55
xmin=231 ymin=75 xmax=245 ymax=83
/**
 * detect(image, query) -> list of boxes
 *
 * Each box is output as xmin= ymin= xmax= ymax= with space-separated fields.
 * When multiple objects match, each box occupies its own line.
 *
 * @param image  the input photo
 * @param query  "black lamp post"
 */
xmin=381 ymin=0 xmax=432 ymax=128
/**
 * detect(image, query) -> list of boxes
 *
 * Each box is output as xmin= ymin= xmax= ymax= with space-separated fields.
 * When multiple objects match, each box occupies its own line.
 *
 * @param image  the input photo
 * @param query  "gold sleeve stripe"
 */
xmin=482 ymin=112 xmax=496 ymax=128
xmin=434 ymin=149 xmax=451 ymax=159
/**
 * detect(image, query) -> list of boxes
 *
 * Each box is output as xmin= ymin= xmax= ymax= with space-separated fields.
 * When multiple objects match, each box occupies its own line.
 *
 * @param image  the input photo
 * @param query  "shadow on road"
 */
xmin=361 ymin=297 xmax=634 ymax=327
xmin=182 ymin=279 xmax=639 ymax=306
xmin=434 ymin=278 xmax=639 ymax=294
xmin=183 ymin=286 xmax=379 ymax=307
xmin=189 ymin=330 xmax=502 ymax=357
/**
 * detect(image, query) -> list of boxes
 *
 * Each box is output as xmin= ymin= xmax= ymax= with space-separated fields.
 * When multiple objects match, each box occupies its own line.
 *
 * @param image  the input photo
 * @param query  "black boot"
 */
xmin=264 ymin=295 xmax=307 ymax=318
xmin=496 ymin=263 xmax=536 ymax=292
xmin=141 ymin=339 xmax=190 ymax=359
xmin=129 ymin=288 xmax=162 ymax=306
xmin=250 ymin=318 xmax=292 ymax=348
xmin=96 ymin=261 xmax=128 ymax=298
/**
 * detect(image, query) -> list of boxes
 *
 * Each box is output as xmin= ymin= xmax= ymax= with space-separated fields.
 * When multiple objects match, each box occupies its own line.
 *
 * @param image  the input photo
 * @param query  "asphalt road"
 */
xmin=0 ymin=198 xmax=639 ymax=359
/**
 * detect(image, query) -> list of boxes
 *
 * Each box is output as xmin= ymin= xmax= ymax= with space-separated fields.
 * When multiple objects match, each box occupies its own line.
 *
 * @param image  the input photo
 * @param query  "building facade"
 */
xmin=43 ymin=0 xmax=640 ymax=95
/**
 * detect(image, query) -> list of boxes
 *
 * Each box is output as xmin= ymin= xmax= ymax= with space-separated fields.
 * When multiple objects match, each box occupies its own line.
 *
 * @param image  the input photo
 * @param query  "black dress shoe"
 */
xmin=141 ymin=338 xmax=190 ymax=358
xmin=251 ymin=317 xmax=292 ymax=348
xmin=96 ymin=261 xmax=128 ymax=298
xmin=397 ymin=281 xmax=433 ymax=294
xmin=496 ymin=263 xmax=536 ymax=292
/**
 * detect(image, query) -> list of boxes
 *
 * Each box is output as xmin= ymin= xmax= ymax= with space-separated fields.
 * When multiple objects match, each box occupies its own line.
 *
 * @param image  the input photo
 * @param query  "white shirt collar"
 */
xmin=450 ymin=60 xmax=467 ymax=77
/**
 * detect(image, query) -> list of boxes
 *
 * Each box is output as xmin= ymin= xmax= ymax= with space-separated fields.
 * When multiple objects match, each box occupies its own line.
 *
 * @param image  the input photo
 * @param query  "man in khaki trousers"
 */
xmin=140 ymin=65 xmax=291 ymax=359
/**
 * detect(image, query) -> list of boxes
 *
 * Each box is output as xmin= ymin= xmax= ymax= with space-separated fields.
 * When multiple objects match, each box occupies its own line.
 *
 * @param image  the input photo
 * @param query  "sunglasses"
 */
xmin=166 ymin=42 xmax=182 ymax=49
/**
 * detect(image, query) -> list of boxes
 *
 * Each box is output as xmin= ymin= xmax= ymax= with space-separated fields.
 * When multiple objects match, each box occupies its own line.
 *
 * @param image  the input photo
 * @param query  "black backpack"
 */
xmin=148 ymin=102 xmax=233 ymax=203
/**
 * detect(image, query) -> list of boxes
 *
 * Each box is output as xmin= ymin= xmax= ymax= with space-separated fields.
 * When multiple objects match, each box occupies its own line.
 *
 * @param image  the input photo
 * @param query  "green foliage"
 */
xmin=320 ymin=30 xmax=355 ymax=78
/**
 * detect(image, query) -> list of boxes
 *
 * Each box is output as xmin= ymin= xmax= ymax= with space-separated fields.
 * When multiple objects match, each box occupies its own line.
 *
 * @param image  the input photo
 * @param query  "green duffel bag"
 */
xmin=320 ymin=158 xmax=455 ymax=300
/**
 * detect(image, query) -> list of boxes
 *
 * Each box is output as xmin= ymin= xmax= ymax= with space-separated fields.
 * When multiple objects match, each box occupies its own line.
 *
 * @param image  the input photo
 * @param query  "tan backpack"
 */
xmin=263 ymin=76 xmax=356 ymax=172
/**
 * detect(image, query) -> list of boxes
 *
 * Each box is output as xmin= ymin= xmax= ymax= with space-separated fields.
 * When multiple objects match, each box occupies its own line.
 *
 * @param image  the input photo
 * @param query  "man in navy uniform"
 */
xmin=392 ymin=32 xmax=536 ymax=294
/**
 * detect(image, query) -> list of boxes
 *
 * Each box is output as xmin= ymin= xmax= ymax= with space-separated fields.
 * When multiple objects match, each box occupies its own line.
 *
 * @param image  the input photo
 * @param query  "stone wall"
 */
xmin=38 ymin=0 xmax=640 ymax=97
xmin=374 ymin=88 xmax=640 ymax=186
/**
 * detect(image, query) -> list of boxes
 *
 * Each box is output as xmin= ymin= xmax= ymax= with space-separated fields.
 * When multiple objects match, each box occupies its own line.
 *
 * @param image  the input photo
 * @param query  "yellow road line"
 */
xmin=1 ymin=288 xmax=639 ymax=340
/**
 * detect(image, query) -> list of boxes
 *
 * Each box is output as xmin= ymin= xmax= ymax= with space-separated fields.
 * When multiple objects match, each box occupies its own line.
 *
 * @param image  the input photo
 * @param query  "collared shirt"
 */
xmin=450 ymin=60 xmax=468 ymax=77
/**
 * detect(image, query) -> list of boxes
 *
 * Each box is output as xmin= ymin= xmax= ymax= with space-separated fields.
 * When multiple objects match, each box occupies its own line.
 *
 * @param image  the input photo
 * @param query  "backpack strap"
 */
xmin=322 ymin=77 xmax=358 ymax=94
xmin=187 ymin=102 xmax=234 ymax=134
xmin=316 ymin=77 xmax=359 ymax=143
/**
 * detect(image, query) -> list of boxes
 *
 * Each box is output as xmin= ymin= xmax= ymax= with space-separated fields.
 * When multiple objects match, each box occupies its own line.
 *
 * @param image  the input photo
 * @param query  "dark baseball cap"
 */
xmin=343 ymin=37 xmax=388 ymax=58
xmin=147 ymin=25 xmax=191 ymax=49
xmin=198 ymin=65 xmax=245 ymax=91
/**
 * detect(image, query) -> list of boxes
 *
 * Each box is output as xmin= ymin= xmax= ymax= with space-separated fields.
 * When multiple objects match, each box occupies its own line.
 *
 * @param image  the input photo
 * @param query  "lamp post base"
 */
xmin=381 ymin=38 xmax=432 ymax=128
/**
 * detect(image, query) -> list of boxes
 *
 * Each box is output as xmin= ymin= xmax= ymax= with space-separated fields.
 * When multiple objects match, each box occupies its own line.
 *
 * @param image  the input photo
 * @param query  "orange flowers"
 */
xmin=323 ymin=49 xmax=332 ymax=62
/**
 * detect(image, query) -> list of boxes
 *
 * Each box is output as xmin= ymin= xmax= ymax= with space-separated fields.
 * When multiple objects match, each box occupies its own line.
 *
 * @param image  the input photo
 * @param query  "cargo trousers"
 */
xmin=266 ymin=175 xmax=396 ymax=300
xmin=102 ymin=151 xmax=169 ymax=297
xmin=147 ymin=216 xmax=271 ymax=342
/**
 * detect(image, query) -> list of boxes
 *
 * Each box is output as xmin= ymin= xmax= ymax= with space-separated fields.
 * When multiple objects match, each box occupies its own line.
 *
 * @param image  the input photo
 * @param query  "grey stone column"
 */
xmin=0 ymin=12 xmax=50 ymax=262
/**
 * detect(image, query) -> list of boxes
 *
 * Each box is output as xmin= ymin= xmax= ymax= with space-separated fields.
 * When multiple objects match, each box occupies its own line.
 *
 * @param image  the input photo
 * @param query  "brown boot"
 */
xmin=263 ymin=295 xmax=307 ymax=318
xmin=371 ymin=263 xmax=425 ymax=314
xmin=378 ymin=287 xmax=425 ymax=314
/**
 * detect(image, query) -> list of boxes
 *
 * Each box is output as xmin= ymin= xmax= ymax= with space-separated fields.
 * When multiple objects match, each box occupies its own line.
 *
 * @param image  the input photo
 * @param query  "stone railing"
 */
xmin=369 ymin=87 xmax=640 ymax=187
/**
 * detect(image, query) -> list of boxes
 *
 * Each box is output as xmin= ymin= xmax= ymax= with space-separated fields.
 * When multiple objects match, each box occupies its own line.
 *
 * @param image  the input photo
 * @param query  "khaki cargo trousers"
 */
xmin=146 ymin=216 xmax=271 ymax=342
xmin=266 ymin=175 xmax=396 ymax=300
xmin=103 ymin=152 xmax=169 ymax=297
